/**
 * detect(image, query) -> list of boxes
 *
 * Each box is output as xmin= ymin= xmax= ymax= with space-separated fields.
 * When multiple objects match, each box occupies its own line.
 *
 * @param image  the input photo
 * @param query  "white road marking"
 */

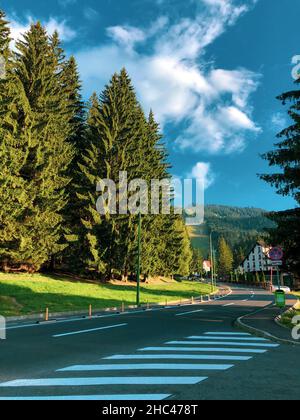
xmin=175 ymin=309 xmax=204 ymax=317
xmin=188 ymin=336 xmax=268 ymax=342
xmin=166 ymin=341 xmax=279 ymax=348
xmin=57 ymin=363 xmax=233 ymax=372
xmin=204 ymin=332 xmax=252 ymax=336
xmin=0 ymin=377 xmax=207 ymax=387
xmin=104 ymin=354 xmax=253 ymax=361
xmin=139 ymin=347 xmax=267 ymax=354
xmin=0 ymin=394 xmax=171 ymax=401
xmin=223 ymin=303 xmax=235 ymax=307
xmin=52 ymin=323 xmax=127 ymax=338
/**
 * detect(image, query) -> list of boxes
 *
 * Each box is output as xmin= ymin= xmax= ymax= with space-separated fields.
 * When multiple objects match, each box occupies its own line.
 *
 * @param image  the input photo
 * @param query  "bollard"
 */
xmin=191 ymin=296 xmax=194 ymax=305
xmin=147 ymin=301 xmax=150 ymax=310
xmin=121 ymin=302 xmax=125 ymax=313
xmin=45 ymin=308 xmax=49 ymax=322
xmin=89 ymin=304 xmax=92 ymax=318
xmin=200 ymin=295 xmax=203 ymax=303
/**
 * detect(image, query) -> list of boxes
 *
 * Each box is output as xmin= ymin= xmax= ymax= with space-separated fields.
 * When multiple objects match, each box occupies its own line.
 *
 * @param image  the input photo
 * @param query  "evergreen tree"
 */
xmin=190 ymin=248 xmax=203 ymax=276
xmin=218 ymin=237 xmax=234 ymax=277
xmin=260 ymin=78 xmax=300 ymax=276
xmin=0 ymin=22 xmax=74 ymax=272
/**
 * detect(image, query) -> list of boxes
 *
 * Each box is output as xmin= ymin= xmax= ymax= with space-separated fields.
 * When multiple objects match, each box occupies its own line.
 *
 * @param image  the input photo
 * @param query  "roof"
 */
xmin=238 ymin=241 xmax=270 ymax=268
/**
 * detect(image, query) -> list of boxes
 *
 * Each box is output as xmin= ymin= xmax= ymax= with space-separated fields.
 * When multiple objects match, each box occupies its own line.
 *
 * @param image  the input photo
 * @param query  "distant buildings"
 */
xmin=238 ymin=241 xmax=272 ymax=273
xmin=203 ymin=260 xmax=211 ymax=274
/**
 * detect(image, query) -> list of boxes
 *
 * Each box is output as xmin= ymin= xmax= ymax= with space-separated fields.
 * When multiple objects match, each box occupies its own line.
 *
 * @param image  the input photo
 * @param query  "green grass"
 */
xmin=0 ymin=273 xmax=215 ymax=317
xmin=280 ymin=309 xmax=300 ymax=329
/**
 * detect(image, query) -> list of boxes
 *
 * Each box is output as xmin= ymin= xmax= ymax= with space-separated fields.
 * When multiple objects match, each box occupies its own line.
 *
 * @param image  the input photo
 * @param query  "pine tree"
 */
xmin=0 ymin=12 xmax=33 ymax=271
xmin=190 ymin=248 xmax=204 ymax=276
xmin=260 ymin=78 xmax=300 ymax=276
xmin=218 ymin=237 xmax=234 ymax=277
xmin=0 ymin=22 xmax=74 ymax=272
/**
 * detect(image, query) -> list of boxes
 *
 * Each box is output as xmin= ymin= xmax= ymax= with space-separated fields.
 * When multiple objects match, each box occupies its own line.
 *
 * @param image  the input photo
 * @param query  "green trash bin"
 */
xmin=275 ymin=290 xmax=286 ymax=308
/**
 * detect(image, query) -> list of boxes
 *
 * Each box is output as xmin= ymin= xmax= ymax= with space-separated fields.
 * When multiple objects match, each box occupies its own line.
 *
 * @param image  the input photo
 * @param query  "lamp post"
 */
xmin=136 ymin=211 xmax=142 ymax=307
xmin=209 ymin=231 xmax=215 ymax=293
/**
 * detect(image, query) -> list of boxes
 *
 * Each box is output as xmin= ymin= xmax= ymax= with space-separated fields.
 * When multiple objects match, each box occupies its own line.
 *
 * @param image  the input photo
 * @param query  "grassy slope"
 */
xmin=0 ymin=273 xmax=214 ymax=317
xmin=280 ymin=294 xmax=300 ymax=329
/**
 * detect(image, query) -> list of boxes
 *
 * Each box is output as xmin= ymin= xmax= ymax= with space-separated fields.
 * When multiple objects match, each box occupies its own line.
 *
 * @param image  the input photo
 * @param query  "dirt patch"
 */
xmin=109 ymin=276 xmax=176 ymax=287
xmin=0 ymin=295 xmax=23 ymax=309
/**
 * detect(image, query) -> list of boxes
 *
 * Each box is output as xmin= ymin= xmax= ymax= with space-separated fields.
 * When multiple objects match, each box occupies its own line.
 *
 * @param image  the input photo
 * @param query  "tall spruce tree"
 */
xmin=0 ymin=22 xmax=74 ymax=272
xmin=218 ymin=237 xmax=234 ymax=277
xmin=260 ymin=78 xmax=300 ymax=276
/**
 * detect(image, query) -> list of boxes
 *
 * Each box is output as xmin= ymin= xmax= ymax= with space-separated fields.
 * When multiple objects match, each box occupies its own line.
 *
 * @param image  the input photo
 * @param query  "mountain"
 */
xmin=186 ymin=205 xmax=275 ymax=259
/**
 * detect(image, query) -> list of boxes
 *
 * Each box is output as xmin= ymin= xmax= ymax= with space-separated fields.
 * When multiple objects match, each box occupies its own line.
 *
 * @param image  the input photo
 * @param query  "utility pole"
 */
xmin=213 ymin=247 xmax=217 ymax=289
xmin=136 ymin=211 xmax=142 ymax=307
xmin=210 ymin=231 xmax=214 ymax=292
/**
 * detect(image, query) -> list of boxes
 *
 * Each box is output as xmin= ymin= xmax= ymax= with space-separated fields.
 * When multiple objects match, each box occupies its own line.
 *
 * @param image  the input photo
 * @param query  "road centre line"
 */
xmin=175 ymin=309 xmax=204 ymax=316
xmin=4 ymin=295 xmax=232 ymax=332
xmin=52 ymin=323 xmax=127 ymax=338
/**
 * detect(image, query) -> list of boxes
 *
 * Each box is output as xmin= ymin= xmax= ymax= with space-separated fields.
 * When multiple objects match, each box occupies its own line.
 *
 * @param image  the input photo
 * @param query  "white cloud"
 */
xmin=9 ymin=15 xmax=76 ymax=47
xmin=271 ymin=112 xmax=287 ymax=132
xmin=189 ymin=162 xmax=215 ymax=189
xmin=75 ymin=0 xmax=260 ymax=154
xmin=107 ymin=26 xmax=146 ymax=53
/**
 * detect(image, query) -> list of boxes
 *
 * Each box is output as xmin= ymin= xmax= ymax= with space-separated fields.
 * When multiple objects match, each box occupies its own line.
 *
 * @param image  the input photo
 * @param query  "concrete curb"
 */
xmin=235 ymin=304 xmax=300 ymax=346
xmin=6 ymin=286 xmax=232 ymax=324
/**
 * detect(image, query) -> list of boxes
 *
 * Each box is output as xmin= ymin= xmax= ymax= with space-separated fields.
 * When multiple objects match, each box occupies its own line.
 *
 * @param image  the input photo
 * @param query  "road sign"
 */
xmin=268 ymin=247 xmax=284 ymax=261
xmin=269 ymin=261 xmax=283 ymax=267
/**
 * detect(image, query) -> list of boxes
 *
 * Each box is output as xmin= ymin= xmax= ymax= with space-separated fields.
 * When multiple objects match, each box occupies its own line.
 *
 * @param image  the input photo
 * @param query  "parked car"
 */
xmin=271 ymin=285 xmax=291 ymax=293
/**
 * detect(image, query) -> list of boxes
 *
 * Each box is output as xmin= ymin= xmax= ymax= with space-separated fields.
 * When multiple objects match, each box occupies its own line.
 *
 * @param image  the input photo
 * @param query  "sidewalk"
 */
xmin=236 ymin=295 xmax=300 ymax=345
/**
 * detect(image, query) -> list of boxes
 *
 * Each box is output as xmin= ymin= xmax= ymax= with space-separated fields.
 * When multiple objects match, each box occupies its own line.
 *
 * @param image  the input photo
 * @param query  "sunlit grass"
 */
xmin=0 ymin=273 xmax=215 ymax=317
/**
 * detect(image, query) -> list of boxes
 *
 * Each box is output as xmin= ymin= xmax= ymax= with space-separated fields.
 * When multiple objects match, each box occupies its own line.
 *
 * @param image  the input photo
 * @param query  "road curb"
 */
xmin=6 ymin=286 xmax=232 ymax=324
xmin=235 ymin=304 xmax=300 ymax=346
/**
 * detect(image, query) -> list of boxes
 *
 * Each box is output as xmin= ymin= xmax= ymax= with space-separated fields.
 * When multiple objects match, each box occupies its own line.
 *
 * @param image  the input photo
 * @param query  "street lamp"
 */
xmin=209 ymin=230 xmax=215 ymax=292
xmin=136 ymin=211 xmax=142 ymax=307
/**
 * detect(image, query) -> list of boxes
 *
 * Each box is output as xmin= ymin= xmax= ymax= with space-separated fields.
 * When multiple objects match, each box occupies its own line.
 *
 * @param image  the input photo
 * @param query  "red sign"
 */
xmin=268 ymin=247 xmax=284 ymax=261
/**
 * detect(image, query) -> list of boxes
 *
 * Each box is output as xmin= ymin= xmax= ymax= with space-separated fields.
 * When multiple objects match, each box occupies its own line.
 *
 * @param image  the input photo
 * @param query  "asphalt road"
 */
xmin=0 ymin=286 xmax=299 ymax=400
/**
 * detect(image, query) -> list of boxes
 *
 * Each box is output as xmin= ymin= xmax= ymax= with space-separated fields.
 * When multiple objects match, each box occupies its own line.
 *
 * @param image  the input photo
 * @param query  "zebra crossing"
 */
xmin=0 ymin=330 xmax=280 ymax=401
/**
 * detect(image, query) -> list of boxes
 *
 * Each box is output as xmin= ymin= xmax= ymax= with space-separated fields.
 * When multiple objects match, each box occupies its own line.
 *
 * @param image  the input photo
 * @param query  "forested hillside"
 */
xmin=188 ymin=205 xmax=275 ymax=264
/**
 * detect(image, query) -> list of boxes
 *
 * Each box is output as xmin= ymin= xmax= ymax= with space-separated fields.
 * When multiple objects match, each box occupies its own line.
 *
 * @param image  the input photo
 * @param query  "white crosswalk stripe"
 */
xmin=166 ymin=341 xmax=279 ymax=348
xmin=104 ymin=354 xmax=253 ymax=361
xmin=204 ymin=332 xmax=251 ymax=336
xmin=139 ymin=346 xmax=267 ymax=353
xmin=0 ymin=377 xmax=207 ymax=387
xmin=188 ymin=336 xmax=269 ymax=341
xmin=0 ymin=394 xmax=171 ymax=401
xmin=57 ymin=363 xmax=234 ymax=372
xmin=0 ymin=329 xmax=279 ymax=400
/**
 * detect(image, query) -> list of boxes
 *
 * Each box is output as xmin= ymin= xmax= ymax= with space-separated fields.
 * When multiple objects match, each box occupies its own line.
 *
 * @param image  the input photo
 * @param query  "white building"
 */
xmin=238 ymin=241 xmax=272 ymax=273
xmin=203 ymin=260 xmax=211 ymax=274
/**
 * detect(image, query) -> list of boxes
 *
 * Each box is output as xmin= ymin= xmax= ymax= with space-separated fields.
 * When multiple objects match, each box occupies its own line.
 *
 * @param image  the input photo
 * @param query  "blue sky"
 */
xmin=2 ymin=0 xmax=299 ymax=211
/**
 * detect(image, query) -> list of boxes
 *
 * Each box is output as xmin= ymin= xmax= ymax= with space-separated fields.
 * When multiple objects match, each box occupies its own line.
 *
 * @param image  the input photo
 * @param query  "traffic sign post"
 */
xmin=268 ymin=247 xmax=284 ymax=291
